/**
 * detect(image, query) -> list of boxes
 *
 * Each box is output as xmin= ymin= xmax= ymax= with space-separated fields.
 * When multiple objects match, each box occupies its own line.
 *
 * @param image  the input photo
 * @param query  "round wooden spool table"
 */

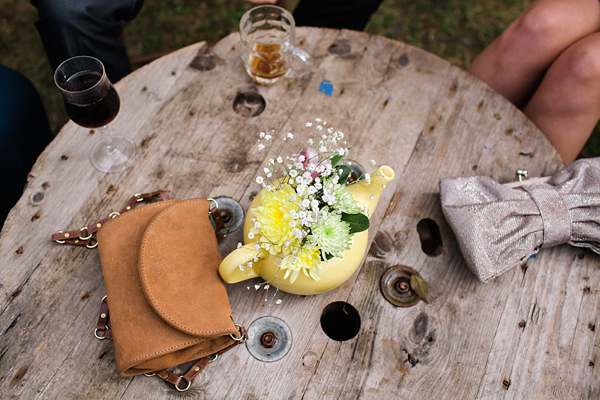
xmin=2 ymin=28 xmax=596 ymax=399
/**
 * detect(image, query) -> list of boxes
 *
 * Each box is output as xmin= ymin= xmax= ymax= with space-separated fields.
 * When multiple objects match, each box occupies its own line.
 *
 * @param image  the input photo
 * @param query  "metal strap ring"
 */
xmin=79 ymin=226 xmax=93 ymax=240
xmin=208 ymin=354 xmax=219 ymax=363
xmin=207 ymin=197 xmax=219 ymax=210
xmin=219 ymin=226 xmax=230 ymax=238
xmin=175 ymin=377 xmax=192 ymax=392
xmin=94 ymin=326 xmax=109 ymax=340
xmin=230 ymin=323 xmax=246 ymax=342
xmin=55 ymin=230 xmax=66 ymax=244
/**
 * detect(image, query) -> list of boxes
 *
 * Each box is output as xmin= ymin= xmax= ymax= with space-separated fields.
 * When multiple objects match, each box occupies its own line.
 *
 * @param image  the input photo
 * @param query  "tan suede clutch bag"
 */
xmin=93 ymin=197 xmax=245 ymax=389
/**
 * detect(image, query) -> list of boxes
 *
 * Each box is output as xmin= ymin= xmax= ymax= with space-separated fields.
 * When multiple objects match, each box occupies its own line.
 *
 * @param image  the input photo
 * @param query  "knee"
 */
xmin=496 ymin=4 xmax=564 ymax=54
xmin=564 ymin=37 xmax=600 ymax=86
xmin=514 ymin=5 xmax=563 ymax=41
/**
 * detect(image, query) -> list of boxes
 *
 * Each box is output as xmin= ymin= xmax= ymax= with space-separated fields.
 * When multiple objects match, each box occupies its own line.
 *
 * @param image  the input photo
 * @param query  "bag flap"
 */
xmin=138 ymin=198 xmax=238 ymax=337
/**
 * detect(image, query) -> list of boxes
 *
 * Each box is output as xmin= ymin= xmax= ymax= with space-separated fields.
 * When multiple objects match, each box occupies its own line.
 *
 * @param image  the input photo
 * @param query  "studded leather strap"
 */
xmin=96 ymin=294 xmax=247 ymax=392
xmin=52 ymin=191 xmax=231 ymax=246
xmin=94 ymin=296 xmax=112 ymax=340
xmin=52 ymin=190 xmax=171 ymax=247
xmin=210 ymin=203 xmax=229 ymax=239
xmin=152 ymin=325 xmax=248 ymax=391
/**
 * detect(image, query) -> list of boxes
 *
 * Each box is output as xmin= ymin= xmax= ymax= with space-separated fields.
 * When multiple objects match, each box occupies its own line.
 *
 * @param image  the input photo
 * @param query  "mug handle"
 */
xmin=219 ymin=243 xmax=265 ymax=283
xmin=286 ymin=47 xmax=313 ymax=79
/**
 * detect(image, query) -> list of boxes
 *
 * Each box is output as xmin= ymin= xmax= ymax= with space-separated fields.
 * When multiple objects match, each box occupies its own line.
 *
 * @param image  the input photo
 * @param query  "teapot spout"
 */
xmin=349 ymin=165 xmax=395 ymax=216
xmin=219 ymin=244 xmax=264 ymax=283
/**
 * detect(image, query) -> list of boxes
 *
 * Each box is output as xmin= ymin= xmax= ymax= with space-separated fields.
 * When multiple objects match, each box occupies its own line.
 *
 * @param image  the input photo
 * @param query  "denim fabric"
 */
xmin=293 ymin=0 xmax=384 ymax=31
xmin=0 ymin=65 xmax=53 ymax=225
xmin=31 ymin=0 xmax=144 ymax=83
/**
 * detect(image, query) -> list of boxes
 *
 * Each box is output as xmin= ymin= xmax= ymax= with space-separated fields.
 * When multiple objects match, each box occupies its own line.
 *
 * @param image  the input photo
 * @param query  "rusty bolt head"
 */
xmin=396 ymin=280 xmax=410 ymax=294
xmin=260 ymin=332 xmax=278 ymax=348
xmin=380 ymin=265 xmax=422 ymax=307
xmin=219 ymin=209 xmax=231 ymax=224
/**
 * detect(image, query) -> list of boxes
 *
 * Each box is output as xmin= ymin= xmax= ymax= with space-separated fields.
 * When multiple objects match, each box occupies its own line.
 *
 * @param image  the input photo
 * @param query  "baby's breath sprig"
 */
xmin=245 ymin=281 xmax=283 ymax=306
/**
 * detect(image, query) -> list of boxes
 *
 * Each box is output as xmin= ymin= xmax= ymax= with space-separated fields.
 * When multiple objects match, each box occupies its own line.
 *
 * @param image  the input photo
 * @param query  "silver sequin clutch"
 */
xmin=440 ymin=158 xmax=600 ymax=283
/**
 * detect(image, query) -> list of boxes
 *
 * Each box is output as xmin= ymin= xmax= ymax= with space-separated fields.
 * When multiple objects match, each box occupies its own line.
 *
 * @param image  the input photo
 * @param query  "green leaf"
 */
xmin=410 ymin=275 xmax=430 ymax=304
xmin=330 ymin=154 xmax=344 ymax=167
xmin=323 ymin=252 xmax=335 ymax=261
xmin=341 ymin=213 xmax=370 ymax=234
xmin=336 ymin=165 xmax=352 ymax=184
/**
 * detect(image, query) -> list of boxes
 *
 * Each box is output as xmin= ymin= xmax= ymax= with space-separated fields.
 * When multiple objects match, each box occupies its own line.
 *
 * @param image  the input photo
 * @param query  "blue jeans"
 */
xmin=31 ymin=0 xmax=144 ymax=83
xmin=293 ymin=0 xmax=384 ymax=31
xmin=0 ymin=65 xmax=53 ymax=224
xmin=31 ymin=0 xmax=382 ymax=83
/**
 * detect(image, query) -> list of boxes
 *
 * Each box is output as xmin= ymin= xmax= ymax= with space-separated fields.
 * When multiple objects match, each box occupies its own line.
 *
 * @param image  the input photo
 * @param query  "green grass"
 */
xmin=1 ymin=0 xmax=598 ymax=156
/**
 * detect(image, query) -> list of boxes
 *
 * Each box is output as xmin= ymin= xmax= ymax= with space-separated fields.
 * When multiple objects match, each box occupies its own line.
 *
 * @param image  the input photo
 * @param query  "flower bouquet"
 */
xmin=219 ymin=118 xmax=395 ymax=295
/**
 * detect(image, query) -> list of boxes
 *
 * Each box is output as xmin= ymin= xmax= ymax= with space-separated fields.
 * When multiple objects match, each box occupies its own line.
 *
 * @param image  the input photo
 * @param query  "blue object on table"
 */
xmin=319 ymin=79 xmax=333 ymax=97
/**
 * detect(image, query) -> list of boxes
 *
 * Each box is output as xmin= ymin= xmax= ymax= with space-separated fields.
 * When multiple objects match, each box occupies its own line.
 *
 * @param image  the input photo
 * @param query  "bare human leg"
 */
xmin=468 ymin=0 xmax=600 ymax=108
xmin=524 ymin=33 xmax=600 ymax=163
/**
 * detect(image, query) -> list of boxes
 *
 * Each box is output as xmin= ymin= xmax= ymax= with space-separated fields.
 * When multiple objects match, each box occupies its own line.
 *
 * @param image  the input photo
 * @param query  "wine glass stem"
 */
xmin=96 ymin=124 xmax=116 ymax=152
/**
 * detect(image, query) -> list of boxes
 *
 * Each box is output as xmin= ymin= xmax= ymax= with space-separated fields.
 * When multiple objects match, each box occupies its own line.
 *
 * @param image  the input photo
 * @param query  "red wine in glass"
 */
xmin=55 ymin=56 xmax=136 ymax=173
xmin=64 ymin=71 xmax=120 ymax=128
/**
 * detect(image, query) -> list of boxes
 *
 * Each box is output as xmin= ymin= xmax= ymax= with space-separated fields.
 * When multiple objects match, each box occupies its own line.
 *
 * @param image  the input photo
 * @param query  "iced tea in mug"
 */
xmin=248 ymin=43 xmax=287 ymax=81
xmin=240 ymin=6 xmax=311 ymax=85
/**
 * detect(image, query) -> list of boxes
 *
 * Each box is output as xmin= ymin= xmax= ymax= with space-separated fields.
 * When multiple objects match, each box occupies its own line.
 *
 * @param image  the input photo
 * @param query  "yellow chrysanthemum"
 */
xmin=280 ymin=245 xmax=322 ymax=283
xmin=251 ymin=184 xmax=301 ymax=255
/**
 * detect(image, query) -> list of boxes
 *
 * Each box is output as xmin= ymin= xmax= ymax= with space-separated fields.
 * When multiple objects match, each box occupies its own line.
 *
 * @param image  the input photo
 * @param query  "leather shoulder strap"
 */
xmin=52 ymin=190 xmax=171 ymax=247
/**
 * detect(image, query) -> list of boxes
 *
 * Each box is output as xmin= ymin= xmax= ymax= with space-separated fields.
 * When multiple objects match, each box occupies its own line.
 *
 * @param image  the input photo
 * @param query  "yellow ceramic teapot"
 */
xmin=219 ymin=165 xmax=395 ymax=295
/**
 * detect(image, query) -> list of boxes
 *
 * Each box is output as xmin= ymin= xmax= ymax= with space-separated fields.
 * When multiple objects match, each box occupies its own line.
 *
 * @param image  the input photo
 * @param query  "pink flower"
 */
xmin=298 ymin=147 xmax=331 ymax=179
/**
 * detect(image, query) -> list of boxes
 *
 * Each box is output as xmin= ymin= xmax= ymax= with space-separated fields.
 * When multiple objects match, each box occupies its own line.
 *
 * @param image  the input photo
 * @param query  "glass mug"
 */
xmin=240 ymin=6 xmax=312 ymax=85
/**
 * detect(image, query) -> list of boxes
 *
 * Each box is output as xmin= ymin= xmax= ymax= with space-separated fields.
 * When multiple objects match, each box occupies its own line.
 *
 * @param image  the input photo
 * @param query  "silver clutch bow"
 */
xmin=440 ymin=158 xmax=600 ymax=283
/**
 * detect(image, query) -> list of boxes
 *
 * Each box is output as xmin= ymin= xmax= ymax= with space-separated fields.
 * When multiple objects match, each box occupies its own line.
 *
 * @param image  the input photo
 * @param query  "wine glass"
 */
xmin=54 ymin=56 xmax=136 ymax=173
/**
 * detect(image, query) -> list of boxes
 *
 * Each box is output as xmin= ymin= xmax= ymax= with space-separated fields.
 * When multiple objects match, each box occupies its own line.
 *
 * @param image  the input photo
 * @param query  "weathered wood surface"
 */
xmin=1 ymin=28 xmax=596 ymax=399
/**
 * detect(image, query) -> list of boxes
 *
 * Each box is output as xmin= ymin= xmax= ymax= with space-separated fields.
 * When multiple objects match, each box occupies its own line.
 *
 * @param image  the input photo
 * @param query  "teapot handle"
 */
xmin=219 ymin=243 xmax=265 ymax=283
